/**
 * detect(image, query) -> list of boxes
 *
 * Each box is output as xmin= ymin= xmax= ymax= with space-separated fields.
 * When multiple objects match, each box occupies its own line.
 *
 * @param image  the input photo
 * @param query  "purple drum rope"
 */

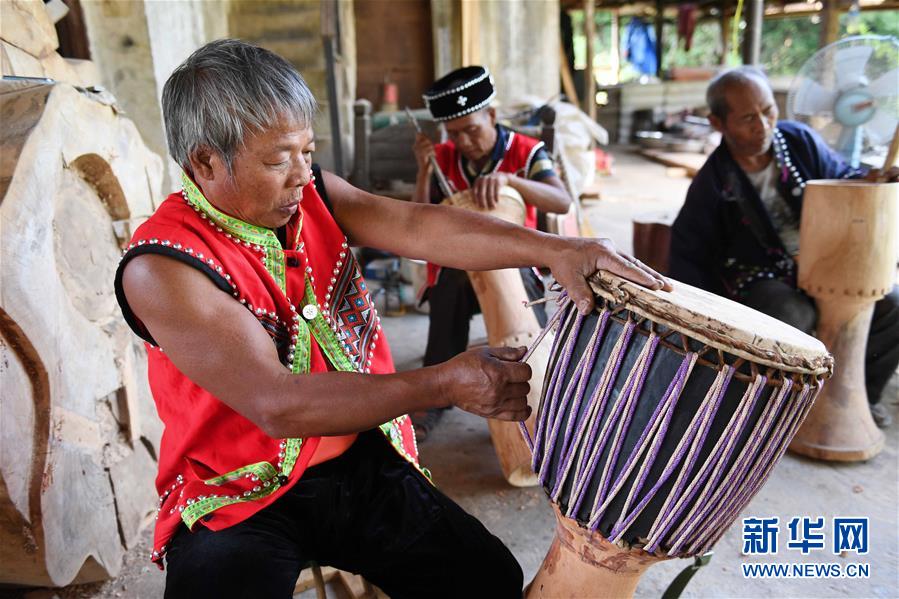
xmin=664 ymin=374 xmax=768 ymax=554
xmin=610 ymin=365 xmax=736 ymax=546
xmin=564 ymin=333 xmax=661 ymax=517
xmin=550 ymin=312 xmax=612 ymax=466
xmin=566 ymin=350 xmax=696 ymax=522
xmin=694 ymin=381 xmax=819 ymax=555
xmin=527 ymin=295 xmax=828 ymax=557
xmin=588 ymin=352 xmax=697 ymax=531
xmin=534 ymin=309 xmax=585 ymax=477
xmin=549 ymin=315 xmax=623 ymax=500
xmin=680 ymin=377 xmax=795 ymax=554
xmin=640 ymin=365 xmax=735 ymax=551
xmin=553 ymin=320 xmax=640 ymax=509
xmin=531 ymin=304 xmax=581 ymax=466
xmin=583 ymin=330 xmax=659 ymax=510
xmin=516 ymin=301 xmax=571 ymax=452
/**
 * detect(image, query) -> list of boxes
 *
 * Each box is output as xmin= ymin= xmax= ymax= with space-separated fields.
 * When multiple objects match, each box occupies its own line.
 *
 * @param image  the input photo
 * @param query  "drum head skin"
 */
xmin=590 ymin=272 xmax=832 ymax=376
xmin=443 ymin=187 xmax=526 ymax=226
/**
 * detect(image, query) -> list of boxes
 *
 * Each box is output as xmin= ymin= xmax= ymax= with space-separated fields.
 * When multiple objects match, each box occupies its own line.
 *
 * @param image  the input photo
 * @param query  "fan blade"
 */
xmin=792 ymin=78 xmax=838 ymax=115
xmin=863 ymin=109 xmax=898 ymax=146
xmin=870 ymin=67 xmax=899 ymax=99
xmin=835 ymin=45 xmax=873 ymax=91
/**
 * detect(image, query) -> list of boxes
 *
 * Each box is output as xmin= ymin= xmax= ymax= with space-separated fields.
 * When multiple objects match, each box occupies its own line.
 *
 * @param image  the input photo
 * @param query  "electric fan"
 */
xmin=787 ymin=35 xmax=899 ymax=167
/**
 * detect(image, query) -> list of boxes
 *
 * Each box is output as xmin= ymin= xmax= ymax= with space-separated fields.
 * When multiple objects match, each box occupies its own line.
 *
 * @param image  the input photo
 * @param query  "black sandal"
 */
xmin=411 ymin=407 xmax=448 ymax=442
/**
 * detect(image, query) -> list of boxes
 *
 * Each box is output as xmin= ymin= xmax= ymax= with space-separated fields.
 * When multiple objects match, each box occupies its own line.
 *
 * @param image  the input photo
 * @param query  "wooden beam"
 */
xmin=584 ymin=0 xmax=596 ymax=119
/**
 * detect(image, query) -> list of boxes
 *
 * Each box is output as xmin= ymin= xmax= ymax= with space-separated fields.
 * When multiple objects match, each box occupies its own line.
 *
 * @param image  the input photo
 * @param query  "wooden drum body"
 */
xmin=526 ymin=273 xmax=831 ymax=598
xmin=444 ymin=189 xmax=548 ymax=487
xmin=790 ymin=180 xmax=898 ymax=462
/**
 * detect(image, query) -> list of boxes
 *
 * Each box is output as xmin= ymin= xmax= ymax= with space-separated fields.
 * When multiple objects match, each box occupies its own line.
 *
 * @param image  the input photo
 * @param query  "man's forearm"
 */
xmin=258 ymin=365 xmax=448 ymax=438
xmin=396 ymin=201 xmax=565 ymax=271
xmin=507 ymin=175 xmax=571 ymax=214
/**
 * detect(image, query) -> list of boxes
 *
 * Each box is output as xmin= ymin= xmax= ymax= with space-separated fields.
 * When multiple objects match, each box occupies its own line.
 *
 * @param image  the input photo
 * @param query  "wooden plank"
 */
xmin=638 ymin=148 xmax=708 ymax=177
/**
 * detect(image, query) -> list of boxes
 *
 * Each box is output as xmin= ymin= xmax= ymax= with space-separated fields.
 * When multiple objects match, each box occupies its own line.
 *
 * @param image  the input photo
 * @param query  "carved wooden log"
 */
xmin=0 ymin=80 xmax=163 ymax=586
xmin=0 ymin=0 xmax=99 ymax=87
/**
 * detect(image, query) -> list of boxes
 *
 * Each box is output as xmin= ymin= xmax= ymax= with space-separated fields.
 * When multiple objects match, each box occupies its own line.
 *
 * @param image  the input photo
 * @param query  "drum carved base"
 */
xmin=527 ymin=506 xmax=666 ymax=599
xmin=789 ymin=300 xmax=884 ymax=461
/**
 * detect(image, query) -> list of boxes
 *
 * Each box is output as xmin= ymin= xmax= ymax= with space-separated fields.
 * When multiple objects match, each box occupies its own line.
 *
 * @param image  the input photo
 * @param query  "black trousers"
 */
xmin=164 ymin=431 xmax=522 ymax=598
xmin=424 ymin=267 xmax=547 ymax=367
xmin=743 ymin=280 xmax=899 ymax=404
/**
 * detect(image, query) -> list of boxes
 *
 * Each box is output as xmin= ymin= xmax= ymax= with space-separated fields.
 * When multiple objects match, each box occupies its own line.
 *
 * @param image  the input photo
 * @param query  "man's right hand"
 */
xmin=436 ymin=346 xmax=532 ymax=421
xmin=413 ymin=132 xmax=435 ymax=173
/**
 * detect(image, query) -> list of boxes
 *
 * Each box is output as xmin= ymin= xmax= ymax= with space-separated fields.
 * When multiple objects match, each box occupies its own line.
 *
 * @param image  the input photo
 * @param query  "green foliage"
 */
xmin=760 ymin=16 xmax=822 ymax=76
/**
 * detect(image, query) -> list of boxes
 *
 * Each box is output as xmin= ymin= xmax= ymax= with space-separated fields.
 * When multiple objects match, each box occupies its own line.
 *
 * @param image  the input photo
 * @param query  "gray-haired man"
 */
xmin=115 ymin=39 xmax=667 ymax=597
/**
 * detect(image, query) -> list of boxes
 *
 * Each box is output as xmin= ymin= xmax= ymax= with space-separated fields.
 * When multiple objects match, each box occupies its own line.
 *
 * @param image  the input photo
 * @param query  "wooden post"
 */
xmin=584 ymin=0 xmax=596 ymax=120
xmin=461 ymin=0 xmax=480 ymax=65
xmin=720 ymin=0 xmax=731 ymax=64
xmin=819 ymin=0 xmax=841 ymax=48
xmin=654 ymin=0 xmax=664 ymax=77
xmin=321 ymin=0 xmax=344 ymax=176
xmin=742 ymin=0 xmax=763 ymax=65
xmin=559 ymin=40 xmax=580 ymax=105
xmin=350 ymin=99 xmax=371 ymax=190
xmin=611 ymin=8 xmax=620 ymax=84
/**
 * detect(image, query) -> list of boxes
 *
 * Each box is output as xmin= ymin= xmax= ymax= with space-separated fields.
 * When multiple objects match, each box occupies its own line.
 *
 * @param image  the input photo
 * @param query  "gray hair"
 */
xmin=706 ymin=66 xmax=770 ymax=119
xmin=162 ymin=39 xmax=317 ymax=173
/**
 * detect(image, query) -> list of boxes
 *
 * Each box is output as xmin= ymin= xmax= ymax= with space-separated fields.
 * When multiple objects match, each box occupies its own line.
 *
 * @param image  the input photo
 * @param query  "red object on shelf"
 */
xmin=595 ymin=147 xmax=614 ymax=176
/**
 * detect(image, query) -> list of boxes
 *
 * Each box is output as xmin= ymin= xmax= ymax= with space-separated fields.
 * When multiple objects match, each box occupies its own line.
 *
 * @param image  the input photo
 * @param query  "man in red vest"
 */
xmin=411 ymin=66 xmax=573 ymax=439
xmin=116 ymin=40 xmax=667 ymax=598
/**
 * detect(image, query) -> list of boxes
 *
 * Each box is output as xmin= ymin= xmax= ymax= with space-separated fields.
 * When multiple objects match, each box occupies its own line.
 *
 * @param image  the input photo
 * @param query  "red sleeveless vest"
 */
xmin=115 ymin=172 xmax=419 ymax=567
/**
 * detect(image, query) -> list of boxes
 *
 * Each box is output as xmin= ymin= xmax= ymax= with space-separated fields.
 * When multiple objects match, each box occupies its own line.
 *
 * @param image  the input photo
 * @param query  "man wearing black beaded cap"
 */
xmin=411 ymin=65 xmax=573 ymax=439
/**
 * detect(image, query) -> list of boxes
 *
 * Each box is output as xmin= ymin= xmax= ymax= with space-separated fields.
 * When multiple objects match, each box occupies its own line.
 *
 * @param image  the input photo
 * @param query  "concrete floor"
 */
xmin=14 ymin=148 xmax=898 ymax=598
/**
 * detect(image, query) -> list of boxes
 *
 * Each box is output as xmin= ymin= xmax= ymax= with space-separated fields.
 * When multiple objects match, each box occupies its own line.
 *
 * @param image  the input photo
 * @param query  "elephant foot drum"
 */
xmin=444 ymin=188 xmax=548 ymax=487
xmin=790 ymin=179 xmax=898 ymax=461
xmin=525 ymin=272 xmax=832 ymax=598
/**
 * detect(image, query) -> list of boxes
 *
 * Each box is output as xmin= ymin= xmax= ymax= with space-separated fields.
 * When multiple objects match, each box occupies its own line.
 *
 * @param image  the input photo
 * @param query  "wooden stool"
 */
xmin=632 ymin=211 xmax=677 ymax=275
xmin=294 ymin=564 xmax=380 ymax=598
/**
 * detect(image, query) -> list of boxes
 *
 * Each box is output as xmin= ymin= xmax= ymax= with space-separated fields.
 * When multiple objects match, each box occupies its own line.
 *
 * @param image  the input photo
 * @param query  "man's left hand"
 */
xmin=864 ymin=166 xmax=899 ymax=182
xmin=547 ymin=237 xmax=672 ymax=315
xmin=472 ymin=172 xmax=511 ymax=210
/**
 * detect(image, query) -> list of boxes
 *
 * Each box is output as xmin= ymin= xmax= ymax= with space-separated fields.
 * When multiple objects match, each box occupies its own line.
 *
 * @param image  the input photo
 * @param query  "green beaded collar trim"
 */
xmin=181 ymin=172 xmax=290 ymax=291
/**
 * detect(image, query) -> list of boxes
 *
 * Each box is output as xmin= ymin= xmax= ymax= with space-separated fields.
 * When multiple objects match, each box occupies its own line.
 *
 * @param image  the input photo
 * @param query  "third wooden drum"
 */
xmin=789 ymin=179 xmax=898 ymax=461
